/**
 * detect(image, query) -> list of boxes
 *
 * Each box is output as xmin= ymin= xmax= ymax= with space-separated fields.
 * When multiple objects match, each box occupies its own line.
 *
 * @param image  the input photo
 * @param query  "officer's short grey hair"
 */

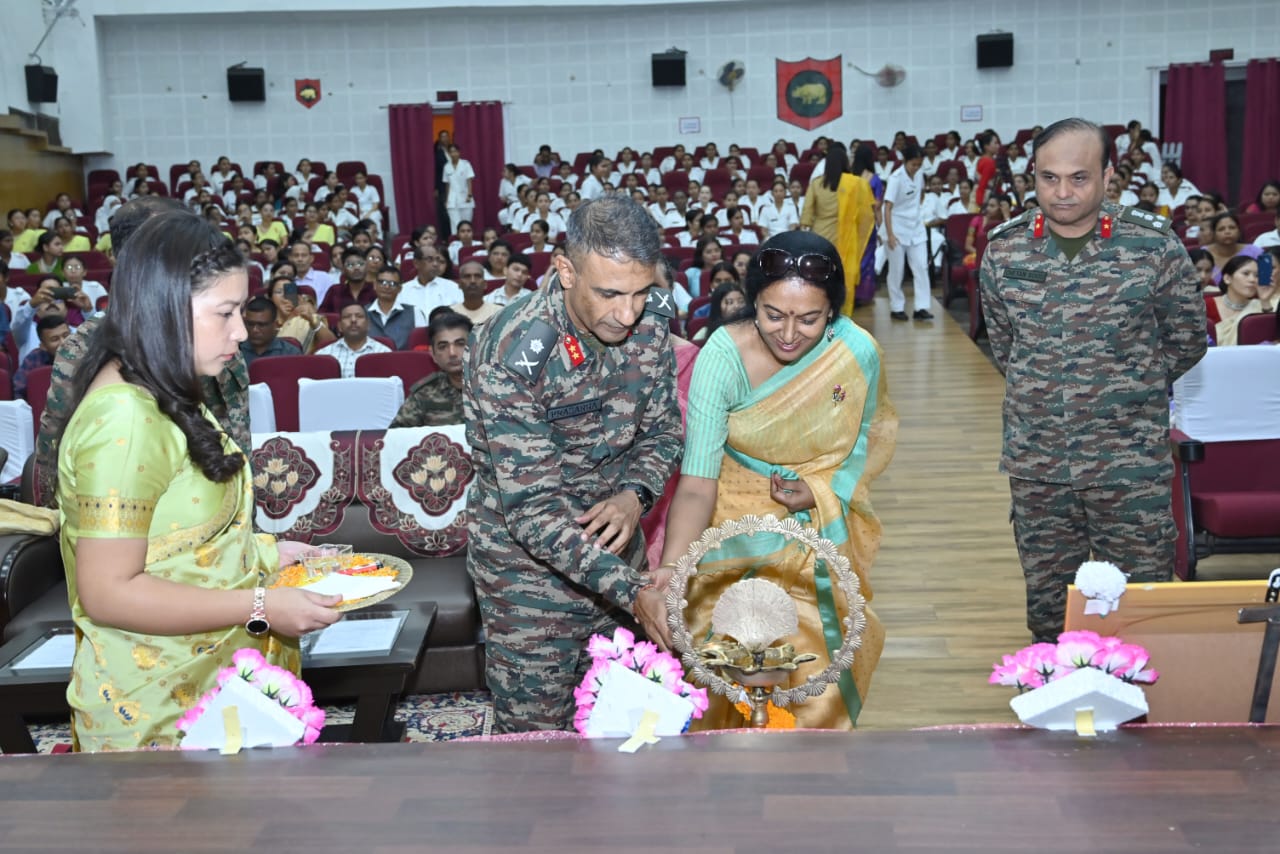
xmin=565 ymin=196 xmax=661 ymax=268
xmin=1032 ymin=118 xmax=1111 ymax=171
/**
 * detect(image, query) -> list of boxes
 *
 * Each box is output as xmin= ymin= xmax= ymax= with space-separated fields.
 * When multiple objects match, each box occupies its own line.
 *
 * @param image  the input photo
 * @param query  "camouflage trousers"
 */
xmin=472 ymin=554 xmax=644 ymax=735
xmin=1009 ymin=477 xmax=1175 ymax=644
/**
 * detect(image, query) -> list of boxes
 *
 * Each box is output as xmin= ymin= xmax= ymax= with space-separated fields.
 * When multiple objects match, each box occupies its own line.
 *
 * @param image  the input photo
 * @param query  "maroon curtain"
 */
xmin=1164 ymin=62 xmax=1227 ymax=198
xmin=387 ymin=103 xmax=436 ymax=236
xmin=452 ymin=101 xmax=505 ymax=232
xmin=1241 ymin=58 xmax=1280 ymax=209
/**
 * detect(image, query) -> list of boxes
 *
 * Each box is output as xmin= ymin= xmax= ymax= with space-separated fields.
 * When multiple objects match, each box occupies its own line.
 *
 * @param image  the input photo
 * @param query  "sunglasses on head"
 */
xmin=757 ymin=247 xmax=835 ymax=283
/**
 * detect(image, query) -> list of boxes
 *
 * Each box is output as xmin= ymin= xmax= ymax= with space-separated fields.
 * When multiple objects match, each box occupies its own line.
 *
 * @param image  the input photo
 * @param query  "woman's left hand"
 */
xmin=770 ymin=473 xmax=815 ymax=513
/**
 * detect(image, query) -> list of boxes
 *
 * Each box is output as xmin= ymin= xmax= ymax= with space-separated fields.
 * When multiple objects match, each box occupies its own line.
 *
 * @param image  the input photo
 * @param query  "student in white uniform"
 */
xmin=883 ymin=144 xmax=932 ymax=321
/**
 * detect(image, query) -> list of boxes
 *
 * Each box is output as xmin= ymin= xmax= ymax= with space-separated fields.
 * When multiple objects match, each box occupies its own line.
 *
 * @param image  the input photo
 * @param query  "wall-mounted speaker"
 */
xmin=976 ymin=33 xmax=1014 ymax=69
xmin=25 ymin=65 xmax=58 ymax=103
xmin=652 ymin=52 xmax=686 ymax=88
xmin=227 ymin=66 xmax=266 ymax=102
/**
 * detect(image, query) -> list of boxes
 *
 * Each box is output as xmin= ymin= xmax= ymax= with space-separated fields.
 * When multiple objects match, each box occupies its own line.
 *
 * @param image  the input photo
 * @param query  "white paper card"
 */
xmin=309 ymin=617 xmax=402 ymax=656
xmin=10 ymin=633 xmax=76 ymax=672
xmin=300 ymin=573 xmax=401 ymax=602
xmin=584 ymin=661 xmax=695 ymax=739
xmin=179 ymin=676 xmax=305 ymax=749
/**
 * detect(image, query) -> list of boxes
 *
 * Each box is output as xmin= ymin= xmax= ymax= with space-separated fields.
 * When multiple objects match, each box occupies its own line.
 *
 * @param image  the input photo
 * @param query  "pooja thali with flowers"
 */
xmin=269 ymin=548 xmax=413 ymax=612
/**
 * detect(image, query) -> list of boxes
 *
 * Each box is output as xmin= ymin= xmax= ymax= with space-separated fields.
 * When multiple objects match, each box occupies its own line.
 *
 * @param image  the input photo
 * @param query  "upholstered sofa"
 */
xmin=0 ymin=426 xmax=483 ymax=695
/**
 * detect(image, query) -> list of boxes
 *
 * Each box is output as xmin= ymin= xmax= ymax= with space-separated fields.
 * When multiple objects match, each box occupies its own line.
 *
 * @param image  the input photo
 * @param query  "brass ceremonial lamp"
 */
xmin=665 ymin=515 xmax=865 ymax=728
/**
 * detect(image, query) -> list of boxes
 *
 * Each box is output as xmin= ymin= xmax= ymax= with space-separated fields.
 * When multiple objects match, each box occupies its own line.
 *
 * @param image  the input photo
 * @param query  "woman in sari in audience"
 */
xmin=1205 ymin=255 xmax=1263 ymax=346
xmin=658 ymin=230 xmax=896 ymax=731
xmin=1204 ymin=213 xmax=1263 ymax=285
xmin=52 ymin=211 xmax=341 ymax=751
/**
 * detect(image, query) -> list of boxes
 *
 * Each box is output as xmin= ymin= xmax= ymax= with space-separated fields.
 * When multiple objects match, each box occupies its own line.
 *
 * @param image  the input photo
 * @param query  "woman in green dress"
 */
xmin=51 ymin=211 xmax=342 ymax=751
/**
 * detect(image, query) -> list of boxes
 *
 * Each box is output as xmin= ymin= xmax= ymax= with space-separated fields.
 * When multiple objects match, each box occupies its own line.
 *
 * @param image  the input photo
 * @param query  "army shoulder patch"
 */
xmin=1119 ymin=205 xmax=1172 ymax=234
xmin=645 ymin=287 xmax=676 ymax=319
xmin=502 ymin=319 xmax=558 ymax=382
xmin=988 ymin=210 xmax=1031 ymax=241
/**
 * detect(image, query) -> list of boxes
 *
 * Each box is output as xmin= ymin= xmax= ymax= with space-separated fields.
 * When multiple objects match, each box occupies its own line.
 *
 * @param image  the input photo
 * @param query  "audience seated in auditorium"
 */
xmin=1254 ymin=211 xmax=1280 ymax=249
xmin=366 ymin=264 xmax=424 ymax=350
xmin=1205 ymin=255 xmax=1264 ymax=346
xmin=316 ymin=303 xmax=390 ymax=377
xmin=402 ymin=245 xmax=463 ymax=316
xmin=485 ymin=253 xmax=531 ymax=307
xmin=448 ymin=259 xmax=501 ymax=326
xmin=14 ymin=314 xmax=70 ymax=400
xmin=1204 ymin=213 xmax=1263 ymax=284
xmin=390 ymin=311 xmax=472 ymax=428
xmin=240 ymin=295 xmax=302 ymax=368
xmin=321 ymin=246 xmax=376 ymax=314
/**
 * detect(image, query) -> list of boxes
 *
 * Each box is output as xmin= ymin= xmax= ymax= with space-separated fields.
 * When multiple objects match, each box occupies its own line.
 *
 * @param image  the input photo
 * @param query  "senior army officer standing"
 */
xmin=464 ymin=196 xmax=682 ymax=732
xmin=979 ymin=118 xmax=1206 ymax=644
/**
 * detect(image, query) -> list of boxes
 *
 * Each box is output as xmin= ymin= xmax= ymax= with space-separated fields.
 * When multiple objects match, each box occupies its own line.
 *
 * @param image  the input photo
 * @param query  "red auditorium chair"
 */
xmin=335 ymin=161 xmax=367 ymax=185
xmin=940 ymin=213 xmax=974 ymax=309
xmin=0 ymin=368 xmax=11 ymax=401
xmin=1238 ymin=212 xmax=1274 ymax=243
xmin=23 ymin=366 xmax=53 ymax=440
xmin=354 ymin=351 xmax=439 ymax=397
xmin=248 ymin=354 xmax=341 ymax=432
xmin=1238 ymin=312 xmax=1277 ymax=345
xmin=1169 ymin=346 xmax=1280 ymax=580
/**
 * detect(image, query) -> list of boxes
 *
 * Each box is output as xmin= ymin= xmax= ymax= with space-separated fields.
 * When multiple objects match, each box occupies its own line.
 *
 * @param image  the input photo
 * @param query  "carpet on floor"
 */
xmin=24 ymin=691 xmax=494 ymax=753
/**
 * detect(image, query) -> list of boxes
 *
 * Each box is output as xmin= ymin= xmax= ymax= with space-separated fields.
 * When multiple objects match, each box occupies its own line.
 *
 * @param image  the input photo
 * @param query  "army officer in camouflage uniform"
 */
xmin=979 ymin=118 xmax=1206 ymax=643
xmin=389 ymin=311 xmax=472 ymax=427
xmin=464 ymin=195 xmax=683 ymax=732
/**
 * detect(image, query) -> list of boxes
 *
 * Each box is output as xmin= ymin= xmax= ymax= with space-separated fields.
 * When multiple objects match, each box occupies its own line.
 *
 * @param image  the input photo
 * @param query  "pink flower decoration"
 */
xmin=1129 ymin=667 xmax=1160 ymax=685
xmin=302 ymin=725 xmax=322 ymax=745
xmin=572 ymin=703 xmax=594 ymax=735
xmin=299 ymin=704 xmax=326 ymax=731
xmin=681 ymin=685 xmax=710 ymax=717
xmin=1095 ymin=643 xmax=1140 ymax=677
xmin=642 ymin=653 xmax=684 ymax=692
xmin=586 ymin=627 xmax=637 ymax=666
xmin=1015 ymin=643 xmax=1059 ymax=683
xmin=1055 ymin=630 xmax=1104 ymax=669
xmin=631 ymin=641 xmax=660 ymax=670
xmin=232 ymin=647 xmax=267 ymax=680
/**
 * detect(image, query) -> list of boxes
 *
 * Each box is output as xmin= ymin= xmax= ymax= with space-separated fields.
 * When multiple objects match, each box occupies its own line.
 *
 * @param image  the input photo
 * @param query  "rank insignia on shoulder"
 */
xmin=645 ymin=287 xmax=676 ymax=319
xmin=503 ymin=319 xmax=558 ymax=382
xmin=988 ymin=211 xmax=1030 ymax=241
xmin=1119 ymin=205 xmax=1172 ymax=234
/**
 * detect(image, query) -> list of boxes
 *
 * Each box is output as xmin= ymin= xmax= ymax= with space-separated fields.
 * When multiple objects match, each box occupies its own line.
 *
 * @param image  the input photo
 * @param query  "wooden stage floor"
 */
xmin=851 ymin=292 xmax=1278 ymax=730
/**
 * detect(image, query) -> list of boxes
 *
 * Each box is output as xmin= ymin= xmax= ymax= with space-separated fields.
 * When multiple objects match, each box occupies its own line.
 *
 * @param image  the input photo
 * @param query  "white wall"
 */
xmin=6 ymin=0 xmax=1277 ymax=213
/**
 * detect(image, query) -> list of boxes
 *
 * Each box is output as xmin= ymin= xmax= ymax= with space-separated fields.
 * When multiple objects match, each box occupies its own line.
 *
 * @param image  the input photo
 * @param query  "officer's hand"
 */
xmin=576 ymin=491 xmax=642 ymax=555
xmin=887 ymin=234 xmax=900 ymax=250
xmin=633 ymin=569 xmax=674 ymax=651
xmin=770 ymin=473 xmax=815 ymax=513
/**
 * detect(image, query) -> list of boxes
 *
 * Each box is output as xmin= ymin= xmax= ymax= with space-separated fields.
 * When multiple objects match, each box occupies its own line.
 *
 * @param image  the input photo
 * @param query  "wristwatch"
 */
xmin=245 ymin=586 xmax=270 ymax=637
xmin=620 ymin=483 xmax=655 ymax=515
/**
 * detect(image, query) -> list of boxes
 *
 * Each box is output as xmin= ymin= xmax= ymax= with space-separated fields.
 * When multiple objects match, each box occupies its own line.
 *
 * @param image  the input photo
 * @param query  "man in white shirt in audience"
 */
xmin=317 ymin=303 xmax=391 ymax=378
xmin=402 ymin=245 xmax=463 ymax=315
xmin=290 ymin=241 xmax=335 ymax=306
xmin=484 ymin=253 xmax=532 ymax=307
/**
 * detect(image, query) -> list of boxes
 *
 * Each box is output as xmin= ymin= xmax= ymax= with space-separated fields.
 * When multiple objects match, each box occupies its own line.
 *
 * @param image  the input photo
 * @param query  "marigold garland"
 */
xmin=733 ymin=699 xmax=797 ymax=729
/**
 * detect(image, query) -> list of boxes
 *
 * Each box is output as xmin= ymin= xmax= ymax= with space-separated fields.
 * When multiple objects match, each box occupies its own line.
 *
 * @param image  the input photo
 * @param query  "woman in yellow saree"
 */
xmin=659 ymin=231 xmax=896 ymax=730
xmin=799 ymin=142 xmax=876 ymax=317
xmin=52 ymin=211 xmax=341 ymax=751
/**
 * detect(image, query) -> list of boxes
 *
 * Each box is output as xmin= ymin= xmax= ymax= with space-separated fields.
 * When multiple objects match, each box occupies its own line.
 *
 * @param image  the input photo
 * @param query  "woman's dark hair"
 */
xmin=745 ymin=229 xmax=845 ymax=313
xmin=36 ymin=231 xmax=60 ymax=255
xmin=851 ymin=144 xmax=875 ymax=176
xmin=707 ymin=277 xmax=748 ymax=337
xmin=821 ymin=143 xmax=850 ymax=192
xmin=1187 ymin=248 xmax=1213 ymax=267
xmin=1256 ymin=180 xmax=1280 ymax=210
xmin=692 ymin=235 xmax=722 ymax=269
xmin=1209 ymin=212 xmax=1241 ymax=243
xmin=54 ymin=211 xmax=248 ymax=486
xmin=1221 ymin=254 xmax=1257 ymax=281
xmin=1162 ymin=162 xmax=1183 ymax=180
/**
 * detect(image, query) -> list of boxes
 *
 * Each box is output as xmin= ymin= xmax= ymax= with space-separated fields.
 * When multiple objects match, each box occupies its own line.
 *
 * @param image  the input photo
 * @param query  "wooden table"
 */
xmin=1 ymin=726 xmax=1277 ymax=851
xmin=0 ymin=602 xmax=434 ymax=753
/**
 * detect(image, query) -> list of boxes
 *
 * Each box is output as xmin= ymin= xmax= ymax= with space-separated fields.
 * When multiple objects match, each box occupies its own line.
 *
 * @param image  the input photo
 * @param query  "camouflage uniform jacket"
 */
xmin=979 ymin=203 xmax=1206 ymax=488
xmin=390 ymin=370 xmax=464 ymax=428
xmin=34 ymin=316 xmax=251 ymax=507
xmin=464 ymin=276 xmax=683 ymax=611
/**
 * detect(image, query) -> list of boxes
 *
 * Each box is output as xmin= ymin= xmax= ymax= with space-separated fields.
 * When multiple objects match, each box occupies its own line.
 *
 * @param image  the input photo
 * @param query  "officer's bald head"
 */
xmin=1032 ymin=118 xmax=1110 ymax=172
